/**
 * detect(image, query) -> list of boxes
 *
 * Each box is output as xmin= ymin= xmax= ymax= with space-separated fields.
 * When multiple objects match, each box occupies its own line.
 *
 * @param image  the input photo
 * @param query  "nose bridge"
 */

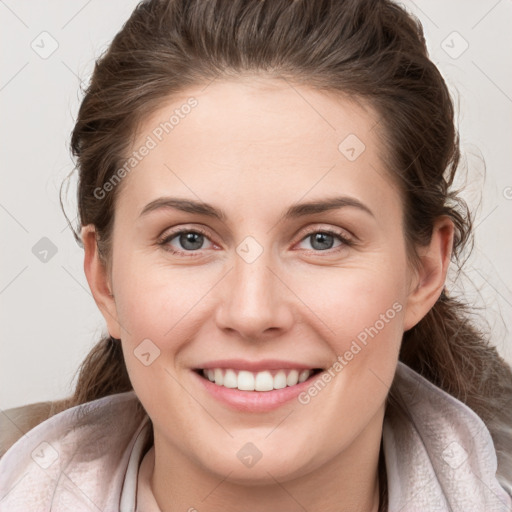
xmin=214 ymin=237 xmax=292 ymax=339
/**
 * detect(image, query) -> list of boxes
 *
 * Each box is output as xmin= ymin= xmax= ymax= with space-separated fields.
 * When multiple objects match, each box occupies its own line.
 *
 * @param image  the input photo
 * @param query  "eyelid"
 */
xmin=158 ymin=224 xmax=353 ymax=244
xmin=157 ymin=223 xmax=356 ymax=255
xmin=294 ymin=224 xmax=355 ymax=244
xmin=157 ymin=223 xmax=211 ymax=241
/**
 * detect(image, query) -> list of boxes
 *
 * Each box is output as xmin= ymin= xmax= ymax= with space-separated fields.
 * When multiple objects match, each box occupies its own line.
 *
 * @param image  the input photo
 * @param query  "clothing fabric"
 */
xmin=0 ymin=362 xmax=510 ymax=511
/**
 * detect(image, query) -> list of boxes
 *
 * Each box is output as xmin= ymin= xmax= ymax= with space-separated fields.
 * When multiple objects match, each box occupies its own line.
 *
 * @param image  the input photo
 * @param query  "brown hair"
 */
xmin=54 ymin=0 xmax=511 ymax=503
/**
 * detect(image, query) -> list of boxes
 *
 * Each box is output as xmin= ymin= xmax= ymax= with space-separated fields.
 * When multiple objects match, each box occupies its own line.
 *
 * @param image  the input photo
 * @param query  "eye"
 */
xmin=158 ymin=226 xmax=353 ymax=257
xmin=158 ymin=228 xmax=215 ymax=256
xmin=296 ymin=229 xmax=353 ymax=253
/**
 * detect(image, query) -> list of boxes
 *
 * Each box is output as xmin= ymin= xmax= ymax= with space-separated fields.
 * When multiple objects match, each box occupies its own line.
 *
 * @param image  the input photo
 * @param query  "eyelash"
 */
xmin=157 ymin=226 xmax=354 ymax=257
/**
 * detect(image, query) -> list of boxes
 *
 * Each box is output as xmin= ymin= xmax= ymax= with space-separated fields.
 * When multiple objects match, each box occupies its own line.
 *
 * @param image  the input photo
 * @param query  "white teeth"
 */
xmin=223 ymin=369 xmax=238 ymax=388
xmin=298 ymin=370 xmax=310 ymax=383
xmin=201 ymin=368 xmax=317 ymax=391
xmin=273 ymin=371 xmax=287 ymax=389
xmin=287 ymin=369 xmax=299 ymax=386
xmin=238 ymin=371 xmax=255 ymax=391
xmin=254 ymin=371 xmax=274 ymax=391
xmin=214 ymin=368 xmax=224 ymax=386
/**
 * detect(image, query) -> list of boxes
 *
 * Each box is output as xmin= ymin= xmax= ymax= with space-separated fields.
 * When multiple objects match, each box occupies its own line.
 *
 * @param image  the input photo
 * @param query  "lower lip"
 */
xmin=191 ymin=370 xmax=323 ymax=412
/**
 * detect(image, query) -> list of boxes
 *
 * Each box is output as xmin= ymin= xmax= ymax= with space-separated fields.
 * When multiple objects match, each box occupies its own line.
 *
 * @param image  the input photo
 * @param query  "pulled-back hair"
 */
xmin=52 ymin=0 xmax=511 ymax=500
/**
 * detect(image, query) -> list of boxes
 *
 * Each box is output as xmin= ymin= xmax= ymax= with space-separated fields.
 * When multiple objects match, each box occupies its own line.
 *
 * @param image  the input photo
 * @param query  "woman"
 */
xmin=0 ymin=0 xmax=511 ymax=510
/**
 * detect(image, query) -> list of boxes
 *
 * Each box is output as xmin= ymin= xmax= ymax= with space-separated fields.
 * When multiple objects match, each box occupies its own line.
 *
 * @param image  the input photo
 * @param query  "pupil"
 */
xmin=312 ymin=233 xmax=333 ymax=250
xmin=180 ymin=232 xmax=203 ymax=250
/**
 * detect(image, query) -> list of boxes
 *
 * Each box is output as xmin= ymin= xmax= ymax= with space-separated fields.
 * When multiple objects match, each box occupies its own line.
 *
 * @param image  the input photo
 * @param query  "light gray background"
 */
xmin=1 ymin=0 xmax=511 ymax=409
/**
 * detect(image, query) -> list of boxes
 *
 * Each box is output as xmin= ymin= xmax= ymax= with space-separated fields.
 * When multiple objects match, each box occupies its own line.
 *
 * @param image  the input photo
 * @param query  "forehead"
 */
xmin=115 ymin=77 xmax=400 ymax=222
xmin=133 ymin=77 xmax=383 ymax=157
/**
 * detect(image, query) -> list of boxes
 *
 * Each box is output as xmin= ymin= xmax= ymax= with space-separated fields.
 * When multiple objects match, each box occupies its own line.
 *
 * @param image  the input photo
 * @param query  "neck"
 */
xmin=145 ymin=410 xmax=384 ymax=512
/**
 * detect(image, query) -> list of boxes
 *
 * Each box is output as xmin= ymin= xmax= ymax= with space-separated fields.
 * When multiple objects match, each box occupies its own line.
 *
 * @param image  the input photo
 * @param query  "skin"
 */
xmin=82 ymin=76 xmax=453 ymax=512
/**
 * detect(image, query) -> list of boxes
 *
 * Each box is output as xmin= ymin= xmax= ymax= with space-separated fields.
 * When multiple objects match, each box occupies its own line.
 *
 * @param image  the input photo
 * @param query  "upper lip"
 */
xmin=194 ymin=359 xmax=322 ymax=372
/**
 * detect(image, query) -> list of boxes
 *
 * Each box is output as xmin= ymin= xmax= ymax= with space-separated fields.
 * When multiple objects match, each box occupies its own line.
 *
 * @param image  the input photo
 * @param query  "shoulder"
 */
xmin=0 ymin=391 xmax=148 ymax=511
xmin=0 ymin=400 xmax=58 ymax=458
xmin=383 ymin=362 xmax=512 ymax=511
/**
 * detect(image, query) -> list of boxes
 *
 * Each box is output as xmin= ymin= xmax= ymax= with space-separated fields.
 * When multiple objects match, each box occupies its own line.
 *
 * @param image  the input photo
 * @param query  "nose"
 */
xmin=214 ymin=246 xmax=294 ymax=342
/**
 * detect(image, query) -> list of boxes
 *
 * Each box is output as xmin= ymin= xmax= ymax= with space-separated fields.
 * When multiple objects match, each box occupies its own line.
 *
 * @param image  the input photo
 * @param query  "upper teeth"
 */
xmin=202 ymin=368 xmax=314 ymax=391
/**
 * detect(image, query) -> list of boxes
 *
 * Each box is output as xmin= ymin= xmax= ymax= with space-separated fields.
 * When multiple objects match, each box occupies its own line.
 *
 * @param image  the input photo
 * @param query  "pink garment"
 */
xmin=0 ymin=362 xmax=511 ymax=511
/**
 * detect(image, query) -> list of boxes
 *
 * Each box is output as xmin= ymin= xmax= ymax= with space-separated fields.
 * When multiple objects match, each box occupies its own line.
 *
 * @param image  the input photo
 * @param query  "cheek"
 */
xmin=111 ymin=260 xmax=203 ymax=417
xmin=110 ymin=254 xmax=220 ymax=382
xmin=300 ymin=262 xmax=406 ymax=345
xmin=291 ymin=258 xmax=408 ymax=410
xmin=113 ymin=244 xmax=408 ymax=351
xmin=111 ymin=246 xmax=197 ymax=334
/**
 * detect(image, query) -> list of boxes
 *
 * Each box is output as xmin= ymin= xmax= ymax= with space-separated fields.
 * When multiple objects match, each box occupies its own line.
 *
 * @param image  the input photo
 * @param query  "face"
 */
xmin=87 ymin=76 xmax=441 ymax=485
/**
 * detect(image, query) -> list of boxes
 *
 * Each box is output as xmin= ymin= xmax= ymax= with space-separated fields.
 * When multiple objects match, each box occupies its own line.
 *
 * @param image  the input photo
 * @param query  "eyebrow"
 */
xmin=138 ymin=195 xmax=375 ymax=222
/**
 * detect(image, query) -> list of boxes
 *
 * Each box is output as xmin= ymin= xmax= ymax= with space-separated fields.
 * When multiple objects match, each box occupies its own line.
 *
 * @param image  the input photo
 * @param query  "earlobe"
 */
xmin=81 ymin=225 xmax=122 ymax=339
xmin=403 ymin=217 xmax=454 ymax=331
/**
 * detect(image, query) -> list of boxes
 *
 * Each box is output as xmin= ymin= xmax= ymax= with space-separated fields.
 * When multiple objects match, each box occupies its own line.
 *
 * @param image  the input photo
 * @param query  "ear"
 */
xmin=403 ymin=216 xmax=454 ymax=331
xmin=82 ymin=225 xmax=122 ymax=339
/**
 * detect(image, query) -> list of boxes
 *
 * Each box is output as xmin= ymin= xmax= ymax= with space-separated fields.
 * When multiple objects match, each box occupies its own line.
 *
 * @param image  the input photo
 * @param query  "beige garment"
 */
xmin=0 ymin=362 xmax=511 ymax=511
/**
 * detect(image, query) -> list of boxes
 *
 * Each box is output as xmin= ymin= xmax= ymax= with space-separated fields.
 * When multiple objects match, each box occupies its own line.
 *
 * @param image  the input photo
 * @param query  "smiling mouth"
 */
xmin=193 ymin=368 xmax=323 ymax=392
